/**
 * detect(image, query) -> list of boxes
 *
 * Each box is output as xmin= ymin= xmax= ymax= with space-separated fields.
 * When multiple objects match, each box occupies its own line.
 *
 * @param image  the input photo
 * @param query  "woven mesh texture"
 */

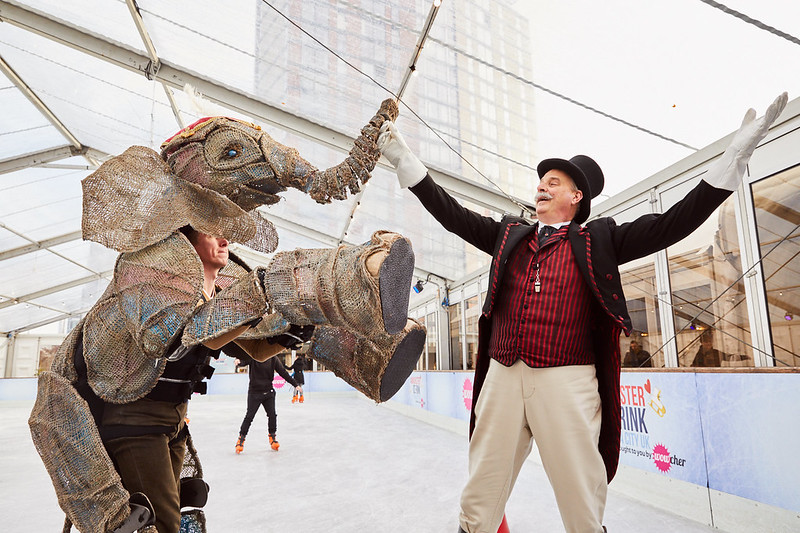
xmin=332 ymin=231 xmax=409 ymax=337
xmin=81 ymin=146 xmax=271 ymax=252
xmin=29 ymin=372 xmax=129 ymax=533
xmin=266 ymin=247 xmax=337 ymax=326
xmin=182 ymin=433 xmax=203 ymax=480
xmin=48 ymin=315 xmax=87 ymax=383
xmin=82 ymin=234 xmax=201 ymax=403
xmin=215 ymin=251 xmax=250 ymax=290
xmin=265 ymin=231 xmax=410 ymax=338
xmin=237 ymin=312 xmax=291 ymax=340
xmin=307 ymin=99 xmax=399 ymax=203
xmin=180 ymin=509 xmax=207 ymax=533
xmin=308 ymin=318 xmax=425 ymax=402
xmin=179 ymin=434 xmax=208 ymax=531
xmin=182 ymin=268 xmax=268 ymax=346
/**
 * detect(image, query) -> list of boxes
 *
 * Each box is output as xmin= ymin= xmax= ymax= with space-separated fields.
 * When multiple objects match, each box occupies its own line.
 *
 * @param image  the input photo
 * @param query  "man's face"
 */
xmin=192 ymin=232 xmax=229 ymax=270
xmin=630 ymin=341 xmax=640 ymax=353
xmin=535 ymin=169 xmax=583 ymax=224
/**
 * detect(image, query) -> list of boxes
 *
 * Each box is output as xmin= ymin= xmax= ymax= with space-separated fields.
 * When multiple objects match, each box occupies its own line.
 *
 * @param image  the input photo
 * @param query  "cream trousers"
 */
xmin=459 ymin=359 xmax=607 ymax=533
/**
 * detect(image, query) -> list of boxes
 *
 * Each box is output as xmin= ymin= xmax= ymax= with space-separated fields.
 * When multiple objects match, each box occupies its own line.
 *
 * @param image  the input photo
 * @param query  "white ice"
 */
xmin=2 ymin=392 xmax=719 ymax=532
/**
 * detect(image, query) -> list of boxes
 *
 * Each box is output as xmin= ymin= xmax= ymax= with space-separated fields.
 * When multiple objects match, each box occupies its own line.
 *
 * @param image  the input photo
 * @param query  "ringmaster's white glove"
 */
xmin=378 ymin=121 xmax=428 ymax=188
xmin=703 ymin=92 xmax=788 ymax=191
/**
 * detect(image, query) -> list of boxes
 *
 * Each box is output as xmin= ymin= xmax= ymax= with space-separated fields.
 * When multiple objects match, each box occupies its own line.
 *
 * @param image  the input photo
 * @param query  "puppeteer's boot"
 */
xmin=235 ymin=434 xmax=245 ymax=454
xmin=298 ymin=393 xmax=304 ymax=403
xmin=269 ymin=434 xmax=280 ymax=451
xmin=292 ymin=392 xmax=297 ymax=404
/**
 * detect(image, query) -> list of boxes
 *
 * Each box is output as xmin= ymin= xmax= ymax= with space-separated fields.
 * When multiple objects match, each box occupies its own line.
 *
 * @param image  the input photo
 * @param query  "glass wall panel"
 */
xmin=612 ymin=200 xmax=663 ymax=368
xmin=448 ymin=302 xmax=464 ymax=370
xmin=426 ymin=312 xmax=438 ymax=370
xmin=464 ymin=295 xmax=480 ymax=370
xmin=751 ymin=165 xmax=800 ymax=367
xmin=663 ymin=182 xmax=753 ymax=367
xmin=415 ymin=315 xmax=427 ymax=371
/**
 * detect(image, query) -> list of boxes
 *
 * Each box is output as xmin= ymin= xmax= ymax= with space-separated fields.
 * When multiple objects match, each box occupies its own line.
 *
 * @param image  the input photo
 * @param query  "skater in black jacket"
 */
xmin=234 ymin=354 xmax=302 ymax=453
xmin=286 ymin=353 xmax=308 ymax=403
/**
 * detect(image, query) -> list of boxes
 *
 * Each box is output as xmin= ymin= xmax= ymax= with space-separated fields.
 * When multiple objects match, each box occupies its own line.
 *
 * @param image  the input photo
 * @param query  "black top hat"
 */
xmin=537 ymin=155 xmax=604 ymax=224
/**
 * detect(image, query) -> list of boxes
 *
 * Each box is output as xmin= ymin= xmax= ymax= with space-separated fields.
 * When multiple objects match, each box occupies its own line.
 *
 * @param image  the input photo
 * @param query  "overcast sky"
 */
xmin=509 ymin=0 xmax=800 ymax=200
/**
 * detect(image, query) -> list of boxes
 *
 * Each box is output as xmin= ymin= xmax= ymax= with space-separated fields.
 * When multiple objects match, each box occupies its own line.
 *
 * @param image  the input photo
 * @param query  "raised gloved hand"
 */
xmin=377 ymin=121 xmax=428 ymax=188
xmin=270 ymin=324 xmax=315 ymax=350
xmin=704 ymin=92 xmax=788 ymax=191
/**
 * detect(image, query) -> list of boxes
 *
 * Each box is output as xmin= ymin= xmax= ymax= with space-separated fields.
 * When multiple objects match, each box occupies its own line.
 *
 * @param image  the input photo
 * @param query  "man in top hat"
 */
xmin=378 ymin=93 xmax=786 ymax=533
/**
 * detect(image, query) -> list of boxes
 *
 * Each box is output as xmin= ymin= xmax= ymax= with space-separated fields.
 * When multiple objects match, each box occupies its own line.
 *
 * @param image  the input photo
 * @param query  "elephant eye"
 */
xmin=223 ymin=143 xmax=242 ymax=159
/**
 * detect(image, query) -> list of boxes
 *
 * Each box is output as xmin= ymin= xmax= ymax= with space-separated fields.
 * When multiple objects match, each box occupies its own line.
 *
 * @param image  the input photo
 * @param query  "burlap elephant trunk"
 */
xmin=302 ymin=99 xmax=398 ymax=203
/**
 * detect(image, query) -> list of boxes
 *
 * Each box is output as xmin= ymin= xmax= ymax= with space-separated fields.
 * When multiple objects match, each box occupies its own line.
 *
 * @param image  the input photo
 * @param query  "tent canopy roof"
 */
xmin=2 ymin=0 xmax=800 ymax=334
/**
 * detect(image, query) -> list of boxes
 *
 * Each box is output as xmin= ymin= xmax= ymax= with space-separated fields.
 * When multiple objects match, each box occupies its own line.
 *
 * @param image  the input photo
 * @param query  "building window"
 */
xmin=751 ymin=165 xmax=800 ymax=367
xmin=614 ymin=201 xmax=662 ymax=368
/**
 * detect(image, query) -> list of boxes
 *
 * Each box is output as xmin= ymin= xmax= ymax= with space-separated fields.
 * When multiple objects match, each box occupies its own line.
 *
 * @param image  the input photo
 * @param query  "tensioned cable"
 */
xmin=257 ymin=0 xmax=705 ymax=217
xmin=636 ymin=218 xmax=800 ymax=368
xmin=426 ymin=36 xmax=699 ymax=152
xmin=0 ymin=124 xmax=51 ymax=137
xmin=698 ymin=0 xmax=800 ymax=47
xmin=257 ymin=0 xmax=532 ymax=215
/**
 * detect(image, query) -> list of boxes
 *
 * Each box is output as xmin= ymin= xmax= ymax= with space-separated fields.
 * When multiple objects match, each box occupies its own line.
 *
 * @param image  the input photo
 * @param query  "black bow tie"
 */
xmin=538 ymin=225 xmax=555 ymax=246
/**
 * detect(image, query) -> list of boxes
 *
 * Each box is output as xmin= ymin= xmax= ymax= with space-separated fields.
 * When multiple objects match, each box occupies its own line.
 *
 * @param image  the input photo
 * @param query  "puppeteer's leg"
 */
xmin=102 ymin=399 xmax=189 ymax=533
xmin=28 ymin=371 xmax=133 ymax=533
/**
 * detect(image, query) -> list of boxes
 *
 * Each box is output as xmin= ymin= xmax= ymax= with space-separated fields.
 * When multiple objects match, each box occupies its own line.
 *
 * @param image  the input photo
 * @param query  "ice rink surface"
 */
xmin=2 ymin=392 xmax=721 ymax=532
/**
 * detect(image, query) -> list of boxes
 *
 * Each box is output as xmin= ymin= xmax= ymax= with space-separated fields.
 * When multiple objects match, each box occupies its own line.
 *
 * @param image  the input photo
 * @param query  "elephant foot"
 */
xmin=373 ymin=236 xmax=414 ymax=335
xmin=308 ymin=319 xmax=426 ymax=402
xmin=378 ymin=323 xmax=426 ymax=401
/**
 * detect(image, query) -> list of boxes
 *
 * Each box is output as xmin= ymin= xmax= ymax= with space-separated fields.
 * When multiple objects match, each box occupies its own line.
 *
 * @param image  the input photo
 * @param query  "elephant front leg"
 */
xmin=309 ymin=319 xmax=426 ymax=402
xmin=265 ymin=230 xmax=415 ymax=336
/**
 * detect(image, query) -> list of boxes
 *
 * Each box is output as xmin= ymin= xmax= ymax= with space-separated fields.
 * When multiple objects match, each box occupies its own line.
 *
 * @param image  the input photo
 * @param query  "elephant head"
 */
xmin=82 ymin=99 xmax=398 ymax=253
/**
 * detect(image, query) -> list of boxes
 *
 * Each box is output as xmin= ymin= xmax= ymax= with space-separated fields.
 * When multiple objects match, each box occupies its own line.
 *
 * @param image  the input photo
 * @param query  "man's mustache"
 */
xmin=535 ymin=192 xmax=553 ymax=202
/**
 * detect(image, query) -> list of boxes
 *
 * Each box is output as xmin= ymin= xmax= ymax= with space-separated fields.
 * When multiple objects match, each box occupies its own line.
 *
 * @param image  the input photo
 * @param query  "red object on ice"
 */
xmin=497 ymin=515 xmax=510 ymax=533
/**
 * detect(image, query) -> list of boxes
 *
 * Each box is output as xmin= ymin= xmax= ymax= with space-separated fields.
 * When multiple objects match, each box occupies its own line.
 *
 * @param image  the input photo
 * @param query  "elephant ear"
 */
xmin=82 ymin=145 xmax=265 ymax=252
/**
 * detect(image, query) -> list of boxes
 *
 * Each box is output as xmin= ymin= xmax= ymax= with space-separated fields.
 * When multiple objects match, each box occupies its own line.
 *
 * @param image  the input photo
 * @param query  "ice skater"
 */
xmin=287 ymin=353 xmax=308 ymax=403
xmin=235 ymin=350 xmax=304 ymax=453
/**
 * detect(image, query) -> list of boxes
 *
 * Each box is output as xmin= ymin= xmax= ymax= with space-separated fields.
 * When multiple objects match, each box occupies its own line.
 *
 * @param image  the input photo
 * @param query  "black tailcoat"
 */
xmin=410 ymin=175 xmax=732 ymax=481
